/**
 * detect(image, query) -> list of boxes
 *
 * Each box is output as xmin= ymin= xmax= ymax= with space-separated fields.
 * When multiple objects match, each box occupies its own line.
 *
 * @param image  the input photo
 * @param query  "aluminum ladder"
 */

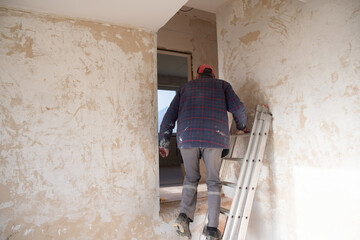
xmin=200 ymin=104 xmax=272 ymax=240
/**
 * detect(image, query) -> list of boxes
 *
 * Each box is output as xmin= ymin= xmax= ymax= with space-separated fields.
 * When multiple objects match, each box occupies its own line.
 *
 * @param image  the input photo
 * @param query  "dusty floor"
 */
xmin=159 ymin=194 xmax=232 ymax=239
xmin=160 ymin=183 xmax=208 ymax=202
xmin=159 ymin=162 xmax=235 ymax=239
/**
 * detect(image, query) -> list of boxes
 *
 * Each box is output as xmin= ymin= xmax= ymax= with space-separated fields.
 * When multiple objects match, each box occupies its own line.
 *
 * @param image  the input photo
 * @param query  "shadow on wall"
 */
xmin=237 ymin=77 xmax=283 ymax=238
xmin=238 ymin=74 xmax=267 ymax=124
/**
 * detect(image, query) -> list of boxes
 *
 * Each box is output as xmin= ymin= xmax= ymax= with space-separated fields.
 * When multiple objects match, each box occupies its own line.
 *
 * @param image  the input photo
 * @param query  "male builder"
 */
xmin=159 ymin=64 xmax=247 ymax=240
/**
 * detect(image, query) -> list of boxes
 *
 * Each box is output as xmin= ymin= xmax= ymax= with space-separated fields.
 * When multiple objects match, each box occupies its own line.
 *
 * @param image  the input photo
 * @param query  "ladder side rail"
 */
xmin=201 ymin=118 xmax=249 ymax=239
xmin=222 ymin=107 xmax=262 ymax=240
xmin=202 ymin=114 xmax=254 ymax=240
xmin=222 ymin=109 xmax=261 ymax=239
xmin=219 ymin=157 xmax=227 ymax=181
xmin=220 ymin=131 xmax=238 ymax=181
xmin=229 ymin=120 xmax=239 ymax=157
xmin=199 ymin=211 xmax=209 ymax=240
xmin=228 ymin=106 xmax=269 ymax=239
xmin=228 ymin=111 xmax=267 ymax=240
xmin=223 ymin=108 xmax=263 ymax=240
xmin=237 ymin=113 xmax=272 ymax=240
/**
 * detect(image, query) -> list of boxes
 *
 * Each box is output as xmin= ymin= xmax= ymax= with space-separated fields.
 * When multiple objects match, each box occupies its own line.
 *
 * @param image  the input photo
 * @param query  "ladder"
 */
xmin=200 ymin=104 xmax=272 ymax=240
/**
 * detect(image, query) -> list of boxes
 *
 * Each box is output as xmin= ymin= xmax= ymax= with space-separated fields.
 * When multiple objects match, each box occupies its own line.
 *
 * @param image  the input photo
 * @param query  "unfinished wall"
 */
xmin=217 ymin=0 xmax=360 ymax=239
xmin=157 ymin=9 xmax=218 ymax=78
xmin=0 ymin=7 xmax=179 ymax=239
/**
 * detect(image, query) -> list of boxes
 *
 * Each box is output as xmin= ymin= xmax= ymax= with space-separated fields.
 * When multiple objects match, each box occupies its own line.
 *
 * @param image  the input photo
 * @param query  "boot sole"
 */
xmin=173 ymin=222 xmax=191 ymax=239
xmin=173 ymin=222 xmax=185 ymax=233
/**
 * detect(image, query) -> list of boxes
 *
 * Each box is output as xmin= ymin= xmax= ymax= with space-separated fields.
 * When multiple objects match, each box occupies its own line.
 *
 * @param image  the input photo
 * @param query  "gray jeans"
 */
xmin=179 ymin=148 xmax=223 ymax=228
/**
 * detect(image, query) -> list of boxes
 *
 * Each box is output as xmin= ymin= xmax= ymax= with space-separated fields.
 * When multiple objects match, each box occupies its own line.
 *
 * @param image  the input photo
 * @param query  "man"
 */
xmin=159 ymin=64 xmax=247 ymax=240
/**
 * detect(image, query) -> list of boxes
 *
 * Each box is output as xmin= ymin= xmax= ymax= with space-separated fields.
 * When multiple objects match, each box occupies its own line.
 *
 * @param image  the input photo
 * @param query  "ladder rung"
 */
xmin=223 ymin=157 xmax=243 ymax=161
xmin=220 ymin=207 xmax=230 ymax=217
xmin=230 ymin=133 xmax=250 ymax=137
xmin=222 ymin=181 xmax=237 ymax=188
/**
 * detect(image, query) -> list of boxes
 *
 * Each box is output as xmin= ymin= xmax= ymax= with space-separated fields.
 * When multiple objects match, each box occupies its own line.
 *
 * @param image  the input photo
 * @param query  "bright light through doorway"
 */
xmin=158 ymin=89 xmax=177 ymax=132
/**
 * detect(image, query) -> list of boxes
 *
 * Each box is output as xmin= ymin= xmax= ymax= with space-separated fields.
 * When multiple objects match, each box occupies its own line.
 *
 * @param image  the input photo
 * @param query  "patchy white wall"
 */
xmin=158 ymin=9 xmax=219 ymax=78
xmin=0 ymin=7 xmax=181 ymax=240
xmin=217 ymin=0 xmax=360 ymax=239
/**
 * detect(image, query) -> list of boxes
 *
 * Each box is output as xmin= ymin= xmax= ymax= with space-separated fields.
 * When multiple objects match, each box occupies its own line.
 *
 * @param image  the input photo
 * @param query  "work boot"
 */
xmin=173 ymin=213 xmax=191 ymax=239
xmin=206 ymin=227 xmax=222 ymax=240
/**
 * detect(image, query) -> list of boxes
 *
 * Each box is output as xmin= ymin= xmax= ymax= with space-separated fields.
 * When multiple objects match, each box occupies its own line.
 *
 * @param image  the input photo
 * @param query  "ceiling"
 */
xmin=0 ymin=0 xmax=187 ymax=31
xmin=184 ymin=0 xmax=230 ymax=13
xmin=0 ymin=0 xmax=229 ymax=31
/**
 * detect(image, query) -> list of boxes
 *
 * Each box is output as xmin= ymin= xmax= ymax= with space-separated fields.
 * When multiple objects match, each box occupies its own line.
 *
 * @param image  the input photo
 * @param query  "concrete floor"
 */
xmin=159 ymin=165 xmax=232 ymax=239
xmin=159 ymin=193 xmax=232 ymax=239
xmin=160 ymin=183 xmax=208 ymax=202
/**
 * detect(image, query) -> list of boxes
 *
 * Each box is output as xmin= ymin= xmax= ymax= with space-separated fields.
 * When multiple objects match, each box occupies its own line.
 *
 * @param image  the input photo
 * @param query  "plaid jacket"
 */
xmin=159 ymin=76 xmax=247 ymax=150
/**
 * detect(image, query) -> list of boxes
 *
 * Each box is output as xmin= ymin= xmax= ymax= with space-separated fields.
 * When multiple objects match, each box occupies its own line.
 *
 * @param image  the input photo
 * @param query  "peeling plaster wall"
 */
xmin=0 ymin=7 xmax=177 ymax=240
xmin=217 ymin=0 xmax=360 ymax=239
xmin=157 ymin=9 xmax=219 ymax=78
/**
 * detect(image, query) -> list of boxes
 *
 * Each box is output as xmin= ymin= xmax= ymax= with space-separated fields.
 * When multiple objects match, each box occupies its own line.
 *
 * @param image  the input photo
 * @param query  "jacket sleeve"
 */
xmin=224 ymin=82 xmax=247 ymax=130
xmin=158 ymin=90 xmax=180 ymax=148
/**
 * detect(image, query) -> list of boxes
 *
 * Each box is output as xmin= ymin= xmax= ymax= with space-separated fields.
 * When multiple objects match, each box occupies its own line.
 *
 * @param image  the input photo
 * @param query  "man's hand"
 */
xmin=234 ymin=127 xmax=250 ymax=135
xmin=159 ymin=147 xmax=169 ymax=158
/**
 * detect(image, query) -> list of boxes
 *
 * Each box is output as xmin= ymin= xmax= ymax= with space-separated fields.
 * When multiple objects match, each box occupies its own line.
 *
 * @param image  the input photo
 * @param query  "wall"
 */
xmin=0 ymin=7 xmax=178 ymax=240
xmin=158 ymin=8 xmax=219 ymax=78
xmin=217 ymin=0 xmax=360 ymax=239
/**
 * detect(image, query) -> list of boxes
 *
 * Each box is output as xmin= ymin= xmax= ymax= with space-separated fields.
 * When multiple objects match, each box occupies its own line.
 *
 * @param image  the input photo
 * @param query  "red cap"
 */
xmin=197 ymin=64 xmax=215 ymax=77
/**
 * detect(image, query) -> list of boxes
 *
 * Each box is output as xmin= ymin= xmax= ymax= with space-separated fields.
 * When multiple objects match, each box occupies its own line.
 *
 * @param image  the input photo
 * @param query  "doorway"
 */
xmin=157 ymin=49 xmax=191 ymax=185
xmin=157 ymin=49 xmax=191 ymax=201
